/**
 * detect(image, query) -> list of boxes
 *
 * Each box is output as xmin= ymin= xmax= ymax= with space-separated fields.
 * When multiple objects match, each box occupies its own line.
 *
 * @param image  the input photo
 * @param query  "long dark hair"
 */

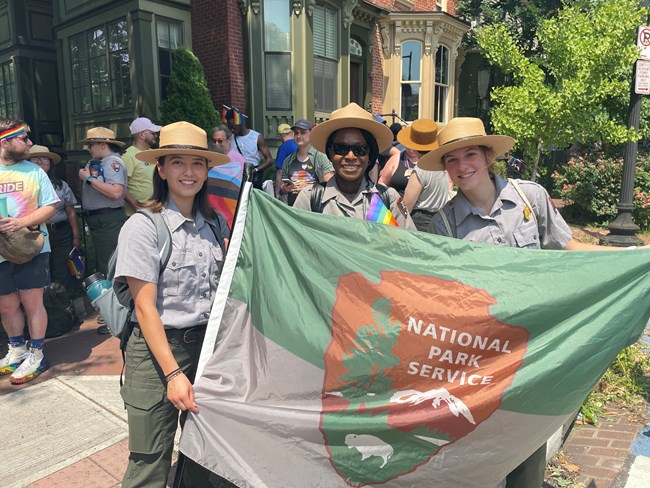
xmin=144 ymin=155 xmax=215 ymax=220
xmin=325 ymin=128 xmax=380 ymax=178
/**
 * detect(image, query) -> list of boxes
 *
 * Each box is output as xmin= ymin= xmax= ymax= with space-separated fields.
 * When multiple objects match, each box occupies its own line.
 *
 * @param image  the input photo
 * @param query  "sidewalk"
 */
xmin=1 ymin=314 xmax=648 ymax=488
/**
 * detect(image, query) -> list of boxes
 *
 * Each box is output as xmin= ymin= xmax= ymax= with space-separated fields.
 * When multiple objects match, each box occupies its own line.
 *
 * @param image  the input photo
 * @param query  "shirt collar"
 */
xmin=163 ymin=198 xmax=207 ymax=232
xmin=322 ymin=177 xmax=375 ymax=204
xmin=451 ymin=174 xmax=517 ymax=224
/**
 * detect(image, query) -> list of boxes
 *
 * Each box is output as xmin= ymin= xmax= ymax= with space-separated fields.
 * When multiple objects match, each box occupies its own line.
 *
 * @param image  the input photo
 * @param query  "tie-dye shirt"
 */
xmin=0 ymin=160 xmax=59 ymax=263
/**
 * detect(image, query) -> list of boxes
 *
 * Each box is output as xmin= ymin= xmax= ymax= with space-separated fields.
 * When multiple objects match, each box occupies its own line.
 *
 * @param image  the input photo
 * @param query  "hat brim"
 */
xmin=135 ymin=148 xmax=230 ymax=168
xmin=396 ymin=126 xmax=439 ymax=152
xmin=29 ymin=151 xmax=62 ymax=164
xmin=310 ymin=117 xmax=394 ymax=153
xmin=80 ymin=138 xmax=126 ymax=147
xmin=418 ymin=135 xmax=515 ymax=171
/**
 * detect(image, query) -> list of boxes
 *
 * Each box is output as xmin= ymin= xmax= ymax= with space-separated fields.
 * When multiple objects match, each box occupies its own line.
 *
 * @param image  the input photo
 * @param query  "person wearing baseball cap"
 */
xmin=123 ymin=117 xmax=163 ymax=216
xmin=274 ymin=122 xmax=297 ymax=199
xmin=280 ymin=119 xmax=333 ymax=206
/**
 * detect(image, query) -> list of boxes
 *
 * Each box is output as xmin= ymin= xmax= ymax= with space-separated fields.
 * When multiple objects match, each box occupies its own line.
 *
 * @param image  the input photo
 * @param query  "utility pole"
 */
xmin=601 ymin=0 xmax=649 ymax=246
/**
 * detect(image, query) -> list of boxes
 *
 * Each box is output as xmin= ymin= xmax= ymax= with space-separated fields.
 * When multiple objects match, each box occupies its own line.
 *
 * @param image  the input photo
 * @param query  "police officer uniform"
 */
xmin=116 ymin=199 xmax=227 ymax=487
xmin=430 ymin=175 xmax=572 ymax=249
xmin=293 ymin=177 xmax=416 ymax=230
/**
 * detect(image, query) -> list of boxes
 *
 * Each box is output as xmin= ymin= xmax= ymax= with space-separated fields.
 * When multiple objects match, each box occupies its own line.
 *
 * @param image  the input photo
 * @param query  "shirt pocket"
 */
xmin=513 ymin=221 xmax=540 ymax=249
xmin=162 ymin=249 xmax=196 ymax=296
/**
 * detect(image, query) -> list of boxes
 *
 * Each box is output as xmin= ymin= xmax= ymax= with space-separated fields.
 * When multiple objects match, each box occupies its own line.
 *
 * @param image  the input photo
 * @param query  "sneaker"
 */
xmin=0 ymin=343 xmax=29 ymax=376
xmin=9 ymin=348 xmax=49 ymax=384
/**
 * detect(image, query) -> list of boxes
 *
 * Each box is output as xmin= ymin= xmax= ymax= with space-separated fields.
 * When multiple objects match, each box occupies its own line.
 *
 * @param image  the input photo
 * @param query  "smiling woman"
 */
xmin=113 ymin=121 xmax=233 ymax=487
xmin=292 ymin=102 xmax=416 ymax=229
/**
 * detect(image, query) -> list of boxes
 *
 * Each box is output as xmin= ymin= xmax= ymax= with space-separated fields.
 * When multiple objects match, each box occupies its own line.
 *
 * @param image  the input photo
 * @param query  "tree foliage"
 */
xmin=477 ymin=0 xmax=644 ymax=161
xmin=456 ymin=0 xmax=563 ymax=54
xmin=159 ymin=47 xmax=219 ymax=135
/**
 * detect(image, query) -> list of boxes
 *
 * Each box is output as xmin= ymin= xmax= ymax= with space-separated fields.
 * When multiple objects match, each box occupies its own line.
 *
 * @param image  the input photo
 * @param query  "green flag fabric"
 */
xmin=180 ymin=186 xmax=650 ymax=487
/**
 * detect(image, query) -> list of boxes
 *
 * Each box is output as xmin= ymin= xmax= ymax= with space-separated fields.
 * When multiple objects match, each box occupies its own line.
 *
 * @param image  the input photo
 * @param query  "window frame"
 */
xmin=0 ymin=60 xmax=17 ymax=118
xmin=69 ymin=18 xmax=131 ymax=114
xmin=434 ymin=44 xmax=450 ymax=122
xmin=263 ymin=0 xmax=292 ymax=111
xmin=156 ymin=17 xmax=184 ymax=102
xmin=313 ymin=3 xmax=339 ymax=113
xmin=400 ymin=40 xmax=422 ymax=122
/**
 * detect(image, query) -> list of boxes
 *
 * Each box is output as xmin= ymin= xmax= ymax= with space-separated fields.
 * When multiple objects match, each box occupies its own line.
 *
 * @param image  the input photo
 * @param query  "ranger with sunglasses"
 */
xmin=293 ymin=103 xmax=415 ymax=230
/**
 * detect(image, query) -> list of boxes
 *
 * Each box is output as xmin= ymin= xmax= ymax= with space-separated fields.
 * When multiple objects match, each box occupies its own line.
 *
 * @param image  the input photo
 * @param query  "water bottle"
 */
xmin=82 ymin=272 xmax=112 ymax=301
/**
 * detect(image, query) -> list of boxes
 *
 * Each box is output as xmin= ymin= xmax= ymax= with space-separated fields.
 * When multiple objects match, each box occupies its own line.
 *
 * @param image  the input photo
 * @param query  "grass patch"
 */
xmin=579 ymin=339 xmax=650 ymax=425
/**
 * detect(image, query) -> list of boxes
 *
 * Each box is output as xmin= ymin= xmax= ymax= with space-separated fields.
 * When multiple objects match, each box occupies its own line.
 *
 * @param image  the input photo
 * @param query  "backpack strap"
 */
xmin=117 ymin=208 xmax=172 ymax=387
xmin=206 ymin=213 xmax=227 ymax=254
xmin=374 ymin=183 xmax=392 ymax=211
xmin=310 ymin=183 xmax=326 ymax=213
xmin=434 ymin=209 xmax=455 ymax=238
xmin=508 ymin=178 xmax=538 ymax=227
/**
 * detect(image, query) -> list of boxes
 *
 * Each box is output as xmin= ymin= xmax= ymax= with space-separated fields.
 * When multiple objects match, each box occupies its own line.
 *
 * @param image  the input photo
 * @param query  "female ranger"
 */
xmin=293 ymin=102 xmax=416 ymax=230
xmin=420 ymin=116 xmax=647 ymax=488
xmin=115 ymin=121 xmax=230 ymax=487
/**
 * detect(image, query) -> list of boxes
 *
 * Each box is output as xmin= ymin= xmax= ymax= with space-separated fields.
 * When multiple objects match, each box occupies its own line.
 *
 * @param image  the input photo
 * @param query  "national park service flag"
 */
xmin=180 ymin=186 xmax=650 ymax=488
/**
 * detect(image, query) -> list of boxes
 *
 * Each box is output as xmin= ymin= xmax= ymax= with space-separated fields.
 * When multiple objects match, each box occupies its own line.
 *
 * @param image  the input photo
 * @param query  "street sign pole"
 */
xmin=601 ymin=3 xmax=649 ymax=246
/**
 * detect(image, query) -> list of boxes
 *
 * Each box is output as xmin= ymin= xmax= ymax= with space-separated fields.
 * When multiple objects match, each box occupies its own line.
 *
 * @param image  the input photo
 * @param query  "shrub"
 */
xmin=159 ymin=48 xmax=219 ymax=136
xmin=551 ymin=153 xmax=650 ymax=229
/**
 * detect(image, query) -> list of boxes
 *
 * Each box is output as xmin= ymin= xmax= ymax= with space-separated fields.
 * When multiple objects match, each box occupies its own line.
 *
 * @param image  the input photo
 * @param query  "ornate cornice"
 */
xmin=342 ymin=0 xmax=358 ymax=29
xmin=292 ymin=0 xmax=303 ymax=17
xmin=306 ymin=0 xmax=315 ymax=16
xmin=251 ymin=0 xmax=260 ymax=15
xmin=237 ymin=0 xmax=247 ymax=16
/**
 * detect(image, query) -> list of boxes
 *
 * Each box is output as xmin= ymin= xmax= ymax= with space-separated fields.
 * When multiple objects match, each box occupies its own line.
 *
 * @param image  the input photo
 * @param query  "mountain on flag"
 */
xmin=180 ymin=187 xmax=650 ymax=488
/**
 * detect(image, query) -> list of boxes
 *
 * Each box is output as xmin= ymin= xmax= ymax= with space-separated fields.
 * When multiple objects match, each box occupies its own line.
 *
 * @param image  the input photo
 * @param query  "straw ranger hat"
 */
xmin=80 ymin=127 xmax=125 ymax=147
xmin=29 ymin=145 xmax=61 ymax=164
xmin=396 ymin=119 xmax=439 ymax=152
xmin=309 ymin=102 xmax=394 ymax=153
xmin=418 ymin=117 xmax=515 ymax=171
xmin=135 ymin=121 xmax=229 ymax=168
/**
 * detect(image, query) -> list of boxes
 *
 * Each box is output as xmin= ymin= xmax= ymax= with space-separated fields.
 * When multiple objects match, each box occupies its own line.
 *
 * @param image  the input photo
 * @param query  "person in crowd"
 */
xmin=421 ymin=116 xmax=647 ymax=488
xmin=225 ymin=108 xmax=273 ymax=189
xmin=274 ymin=123 xmax=297 ymax=199
xmin=376 ymin=122 xmax=405 ymax=176
xmin=292 ymin=103 xmax=415 ymax=230
xmin=29 ymin=144 xmax=82 ymax=294
xmin=122 ymin=117 xmax=162 ymax=215
xmin=395 ymin=119 xmax=452 ymax=231
xmin=378 ymin=119 xmax=436 ymax=195
xmin=280 ymin=119 xmax=334 ymax=206
xmin=212 ymin=125 xmax=246 ymax=165
xmin=78 ymin=127 xmax=128 ymax=334
xmin=0 ymin=120 xmax=58 ymax=384
xmin=207 ymin=142 xmax=243 ymax=229
xmin=116 ymin=121 xmax=231 ymax=487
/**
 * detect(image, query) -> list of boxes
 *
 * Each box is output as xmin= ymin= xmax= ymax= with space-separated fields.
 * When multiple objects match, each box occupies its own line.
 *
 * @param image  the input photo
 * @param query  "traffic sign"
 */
xmin=635 ymin=59 xmax=650 ymax=95
xmin=637 ymin=26 xmax=650 ymax=60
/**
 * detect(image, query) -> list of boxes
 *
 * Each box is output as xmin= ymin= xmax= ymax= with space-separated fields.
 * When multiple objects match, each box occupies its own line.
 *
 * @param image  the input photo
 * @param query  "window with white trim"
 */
xmin=313 ymin=4 xmax=338 ymax=113
xmin=434 ymin=45 xmax=449 ymax=122
xmin=401 ymin=41 xmax=422 ymax=121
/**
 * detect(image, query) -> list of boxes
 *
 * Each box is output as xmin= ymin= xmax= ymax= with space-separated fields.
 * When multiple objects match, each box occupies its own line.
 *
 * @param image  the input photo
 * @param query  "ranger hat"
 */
xmin=29 ymin=145 xmax=62 ymax=164
xmin=80 ymin=127 xmax=125 ymax=147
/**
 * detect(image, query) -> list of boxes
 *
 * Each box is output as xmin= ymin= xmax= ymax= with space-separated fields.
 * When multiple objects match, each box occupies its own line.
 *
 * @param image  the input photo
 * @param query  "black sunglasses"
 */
xmin=331 ymin=143 xmax=370 ymax=157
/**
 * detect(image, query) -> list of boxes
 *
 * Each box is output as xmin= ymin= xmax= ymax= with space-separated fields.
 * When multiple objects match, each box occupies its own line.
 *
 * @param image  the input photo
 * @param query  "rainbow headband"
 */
xmin=0 ymin=125 xmax=27 ymax=141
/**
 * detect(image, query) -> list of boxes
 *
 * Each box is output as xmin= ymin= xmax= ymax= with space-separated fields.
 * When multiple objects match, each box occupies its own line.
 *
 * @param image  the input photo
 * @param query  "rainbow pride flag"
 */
xmin=207 ymin=161 xmax=244 ymax=228
xmin=365 ymin=193 xmax=398 ymax=226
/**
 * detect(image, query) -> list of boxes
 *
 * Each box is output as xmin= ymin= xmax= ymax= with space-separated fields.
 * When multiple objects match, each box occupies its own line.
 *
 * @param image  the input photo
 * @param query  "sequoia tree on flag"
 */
xmin=180 ymin=186 xmax=650 ymax=488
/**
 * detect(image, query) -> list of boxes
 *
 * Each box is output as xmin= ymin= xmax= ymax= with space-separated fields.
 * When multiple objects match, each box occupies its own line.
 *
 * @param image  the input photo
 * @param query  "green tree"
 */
xmin=159 ymin=47 xmax=219 ymax=135
xmin=456 ymin=0 xmax=563 ymax=55
xmin=477 ymin=0 xmax=644 ymax=177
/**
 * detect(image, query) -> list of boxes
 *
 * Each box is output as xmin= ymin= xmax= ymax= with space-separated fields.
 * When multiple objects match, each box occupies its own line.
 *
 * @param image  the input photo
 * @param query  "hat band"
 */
xmin=86 ymin=138 xmax=116 ymax=142
xmin=411 ymin=131 xmax=436 ymax=145
xmin=440 ymin=134 xmax=488 ymax=147
xmin=157 ymin=144 xmax=210 ymax=153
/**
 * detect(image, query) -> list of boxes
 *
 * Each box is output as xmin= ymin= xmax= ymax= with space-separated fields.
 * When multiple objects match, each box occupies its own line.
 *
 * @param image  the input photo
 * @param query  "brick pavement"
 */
xmin=561 ymin=409 xmax=645 ymax=488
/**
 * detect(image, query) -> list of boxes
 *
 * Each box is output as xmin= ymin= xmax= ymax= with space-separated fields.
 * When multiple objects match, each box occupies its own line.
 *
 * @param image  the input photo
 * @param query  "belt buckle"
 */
xmin=182 ymin=328 xmax=197 ymax=343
